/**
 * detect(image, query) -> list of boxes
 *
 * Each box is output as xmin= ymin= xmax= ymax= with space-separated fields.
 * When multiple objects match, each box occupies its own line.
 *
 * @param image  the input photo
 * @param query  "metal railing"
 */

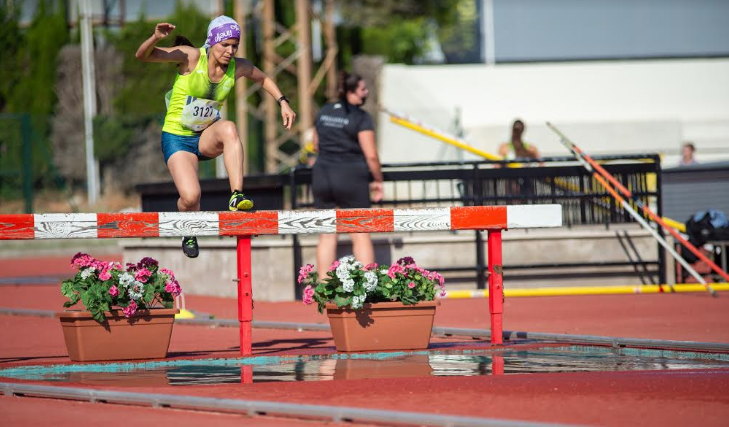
xmin=289 ymin=154 xmax=663 ymax=296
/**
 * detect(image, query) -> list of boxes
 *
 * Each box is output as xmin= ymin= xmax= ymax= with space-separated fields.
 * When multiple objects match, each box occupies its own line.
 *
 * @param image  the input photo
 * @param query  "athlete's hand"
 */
xmin=370 ymin=181 xmax=383 ymax=203
xmin=281 ymin=102 xmax=297 ymax=130
xmin=154 ymin=23 xmax=176 ymax=40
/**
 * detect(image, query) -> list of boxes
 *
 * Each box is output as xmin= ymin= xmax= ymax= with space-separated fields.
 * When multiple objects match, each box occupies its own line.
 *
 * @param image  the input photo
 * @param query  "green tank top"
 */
xmin=162 ymin=48 xmax=236 ymax=136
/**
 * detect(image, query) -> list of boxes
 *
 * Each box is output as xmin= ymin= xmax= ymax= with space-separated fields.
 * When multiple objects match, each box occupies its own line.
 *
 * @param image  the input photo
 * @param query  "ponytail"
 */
xmin=337 ymin=71 xmax=362 ymax=113
xmin=337 ymin=71 xmax=362 ymax=102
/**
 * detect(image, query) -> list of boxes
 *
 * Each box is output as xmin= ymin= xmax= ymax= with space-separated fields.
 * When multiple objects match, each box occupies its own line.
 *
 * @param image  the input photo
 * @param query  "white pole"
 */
xmin=483 ymin=0 xmax=495 ymax=66
xmin=80 ymin=0 xmax=100 ymax=205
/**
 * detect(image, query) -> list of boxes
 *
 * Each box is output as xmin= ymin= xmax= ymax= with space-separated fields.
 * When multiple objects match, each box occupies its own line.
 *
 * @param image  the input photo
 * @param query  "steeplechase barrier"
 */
xmin=0 ymin=204 xmax=562 ymax=354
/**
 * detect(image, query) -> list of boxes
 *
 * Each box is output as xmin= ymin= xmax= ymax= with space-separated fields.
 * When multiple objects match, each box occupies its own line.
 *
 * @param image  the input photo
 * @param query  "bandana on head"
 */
xmin=203 ymin=16 xmax=241 ymax=48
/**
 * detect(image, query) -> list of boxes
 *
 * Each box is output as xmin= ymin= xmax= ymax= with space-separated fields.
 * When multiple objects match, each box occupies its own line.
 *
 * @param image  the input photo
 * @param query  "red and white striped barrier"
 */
xmin=0 ymin=205 xmax=561 ymax=239
xmin=0 ymin=205 xmax=562 ymax=354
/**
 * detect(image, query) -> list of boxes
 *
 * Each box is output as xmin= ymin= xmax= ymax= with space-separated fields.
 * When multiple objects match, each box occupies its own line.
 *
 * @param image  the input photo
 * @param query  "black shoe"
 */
xmin=182 ymin=236 xmax=199 ymax=258
xmin=228 ymin=190 xmax=254 ymax=211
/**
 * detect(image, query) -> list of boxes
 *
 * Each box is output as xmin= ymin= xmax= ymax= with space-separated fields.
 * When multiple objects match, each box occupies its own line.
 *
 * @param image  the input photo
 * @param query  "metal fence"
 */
xmin=288 ymin=154 xmax=664 ymax=295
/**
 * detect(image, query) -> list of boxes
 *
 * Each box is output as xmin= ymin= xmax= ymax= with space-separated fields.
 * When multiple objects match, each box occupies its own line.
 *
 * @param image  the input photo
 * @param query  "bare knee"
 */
xmin=219 ymin=121 xmax=239 ymax=143
xmin=178 ymin=190 xmax=201 ymax=210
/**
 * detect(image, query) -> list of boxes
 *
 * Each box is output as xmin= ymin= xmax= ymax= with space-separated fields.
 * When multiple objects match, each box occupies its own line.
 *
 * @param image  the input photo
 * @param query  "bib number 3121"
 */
xmin=181 ymin=97 xmax=221 ymax=132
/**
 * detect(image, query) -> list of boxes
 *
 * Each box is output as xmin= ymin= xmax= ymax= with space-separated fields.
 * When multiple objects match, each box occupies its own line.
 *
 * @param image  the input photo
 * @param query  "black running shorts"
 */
xmin=312 ymin=160 xmax=371 ymax=209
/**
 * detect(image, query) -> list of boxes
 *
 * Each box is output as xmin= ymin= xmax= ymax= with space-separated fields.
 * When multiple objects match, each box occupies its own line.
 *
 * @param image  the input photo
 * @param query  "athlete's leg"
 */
xmin=167 ymin=151 xmax=201 ymax=258
xmin=317 ymin=234 xmax=338 ymax=280
xmin=351 ymin=233 xmax=375 ymax=266
xmin=167 ymin=151 xmax=201 ymax=211
xmin=198 ymin=120 xmax=243 ymax=192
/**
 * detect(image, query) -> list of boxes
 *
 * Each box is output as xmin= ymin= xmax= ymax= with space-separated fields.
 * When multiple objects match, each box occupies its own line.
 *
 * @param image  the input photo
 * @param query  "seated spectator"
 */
xmin=498 ymin=119 xmax=540 ymax=161
xmin=679 ymin=142 xmax=698 ymax=166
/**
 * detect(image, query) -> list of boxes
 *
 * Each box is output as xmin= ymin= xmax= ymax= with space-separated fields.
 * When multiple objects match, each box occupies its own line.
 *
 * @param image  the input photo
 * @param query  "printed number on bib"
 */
xmin=181 ymin=97 xmax=221 ymax=132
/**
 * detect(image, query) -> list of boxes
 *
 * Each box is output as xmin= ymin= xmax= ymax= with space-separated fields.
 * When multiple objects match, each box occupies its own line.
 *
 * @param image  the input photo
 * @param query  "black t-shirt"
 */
xmin=315 ymin=101 xmax=374 ymax=163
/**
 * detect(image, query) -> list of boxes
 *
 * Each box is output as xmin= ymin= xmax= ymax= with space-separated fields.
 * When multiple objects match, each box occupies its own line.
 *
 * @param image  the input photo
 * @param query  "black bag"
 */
xmin=682 ymin=209 xmax=729 ymax=263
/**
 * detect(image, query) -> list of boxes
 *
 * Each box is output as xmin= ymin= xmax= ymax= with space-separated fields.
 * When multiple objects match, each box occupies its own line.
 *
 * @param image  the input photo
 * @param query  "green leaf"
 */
xmin=334 ymin=295 xmax=349 ymax=307
xmin=60 ymin=280 xmax=75 ymax=298
xmin=91 ymin=309 xmax=106 ymax=323
xmin=143 ymin=283 xmax=156 ymax=304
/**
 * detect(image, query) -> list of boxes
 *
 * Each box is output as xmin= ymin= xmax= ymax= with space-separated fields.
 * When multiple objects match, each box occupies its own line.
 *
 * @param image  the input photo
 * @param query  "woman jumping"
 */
xmin=136 ymin=16 xmax=296 ymax=258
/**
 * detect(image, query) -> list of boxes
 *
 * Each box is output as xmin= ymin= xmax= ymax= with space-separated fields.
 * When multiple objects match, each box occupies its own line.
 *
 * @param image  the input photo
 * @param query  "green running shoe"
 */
xmin=182 ymin=236 xmax=199 ymax=258
xmin=228 ymin=190 xmax=254 ymax=211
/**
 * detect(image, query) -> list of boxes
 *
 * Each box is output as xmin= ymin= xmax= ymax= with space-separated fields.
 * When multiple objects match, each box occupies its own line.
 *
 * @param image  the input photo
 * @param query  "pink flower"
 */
xmin=135 ymin=268 xmax=152 ymax=283
xmin=440 ymin=291 xmax=447 ymax=297
xmin=71 ymin=253 xmax=95 ymax=269
xmin=125 ymin=263 xmax=138 ymax=273
xmin=302 ymin=285 xmax=315 ymax=305
xmin=297 ymin=264 xmax=314 ymax=284
xmin=165 ymin=280 xmax=182 ymax=297
xmin=364 ymin=263 xmax=378 ymax=271
xmin=328 ymin=260 xmax=340 ymax=272
xmin=387 ymin=264 xmax=404 ymax=279
xmin=160 ymin=268 xmax=175 ymax=279
xmin=408 ymin=281 xmax=416 ymax=289
xmin=122 ymin=300 xmax=138 ymax=317
xmin=99 ymin=269 xmax=112 ymax=281
xmin=109 ymin=285 xmax=119 ymax=297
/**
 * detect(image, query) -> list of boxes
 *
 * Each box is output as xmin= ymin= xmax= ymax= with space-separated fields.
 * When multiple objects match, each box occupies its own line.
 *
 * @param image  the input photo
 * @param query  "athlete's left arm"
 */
xmin=235 ymin=58 xmax=297 ymax=130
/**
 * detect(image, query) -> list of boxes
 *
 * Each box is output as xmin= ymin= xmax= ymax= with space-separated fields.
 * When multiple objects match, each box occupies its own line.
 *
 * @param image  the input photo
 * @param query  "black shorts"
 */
xmin=312 ymin=160 xmax=371 ymax=209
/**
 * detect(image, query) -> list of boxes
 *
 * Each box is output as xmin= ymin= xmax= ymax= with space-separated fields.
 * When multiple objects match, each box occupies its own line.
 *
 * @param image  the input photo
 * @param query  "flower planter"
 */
xmin=59 ymin=308 xmax=179 ymax=362
xmin=325 ymin=301 xmax=438 ymax=352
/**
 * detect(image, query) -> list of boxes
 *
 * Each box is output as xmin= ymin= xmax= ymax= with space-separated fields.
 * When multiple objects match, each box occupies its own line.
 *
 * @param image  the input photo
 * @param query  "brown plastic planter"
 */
xmin=59 ymin=308 xmax=179 ymax=362
xmin=325 ymin=300 xmax=438 ymax=352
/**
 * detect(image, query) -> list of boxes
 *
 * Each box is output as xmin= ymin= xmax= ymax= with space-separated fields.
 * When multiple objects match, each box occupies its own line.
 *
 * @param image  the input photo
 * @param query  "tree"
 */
xmin=338 ymin=0 xmax=461 ymax=64
xmin=0 ymin=0 xmax=69 ymax=202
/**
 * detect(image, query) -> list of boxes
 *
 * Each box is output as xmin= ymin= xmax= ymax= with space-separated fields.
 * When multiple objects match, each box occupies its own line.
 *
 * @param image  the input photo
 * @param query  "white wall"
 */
xmin=379 ymin=59 xmax=729 ymax=167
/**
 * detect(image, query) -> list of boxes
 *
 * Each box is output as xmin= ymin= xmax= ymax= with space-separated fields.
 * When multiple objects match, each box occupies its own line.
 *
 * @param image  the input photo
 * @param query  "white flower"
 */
xmin=364 ymin=271 xmax=378 ymax=291
xmin=351 ymin=294 xmax=366 ymax=309
xmin=118 ymin=272 xmax=135 ymax=288
xmin=343 ymin=278 xmax=355 ymax=292
xmin=336 ymin=263 xmax=351 ymax=281
xmin=80 ymin=268 xmax=94 ymax=279
xmin=128 ymin=281 xmax=144 ymax=300
xmin=340 ymin=255 xmax=355 ymax=263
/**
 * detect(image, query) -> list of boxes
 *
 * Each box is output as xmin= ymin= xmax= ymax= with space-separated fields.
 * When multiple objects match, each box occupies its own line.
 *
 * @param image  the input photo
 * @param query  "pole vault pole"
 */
xmin=547 ymin=123 xmax=720 ymax=296
xmin=548 ymin=122 xmax=729 ymax=284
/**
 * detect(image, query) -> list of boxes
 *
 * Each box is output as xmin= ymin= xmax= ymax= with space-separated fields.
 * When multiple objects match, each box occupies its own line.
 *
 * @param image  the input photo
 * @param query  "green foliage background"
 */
xmin=0 ymin=0 xmax=469 ymax=205
xmin=0 ymin=0 xmax=69 ymax=200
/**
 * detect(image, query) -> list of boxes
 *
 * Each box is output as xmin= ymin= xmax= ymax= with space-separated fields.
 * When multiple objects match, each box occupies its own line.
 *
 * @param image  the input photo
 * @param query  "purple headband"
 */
xmin=206 ymin=23 xmax=241 ymax=47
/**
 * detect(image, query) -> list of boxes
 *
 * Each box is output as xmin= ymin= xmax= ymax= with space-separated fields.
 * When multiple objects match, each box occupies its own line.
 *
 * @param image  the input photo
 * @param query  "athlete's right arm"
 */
xmin=135 ymin=23 xmax=195 ymax=65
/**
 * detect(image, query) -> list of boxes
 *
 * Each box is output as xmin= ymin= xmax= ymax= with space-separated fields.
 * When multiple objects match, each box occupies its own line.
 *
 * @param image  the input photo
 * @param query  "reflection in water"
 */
xmin=4 ymin=346 xmax=729 ymax=387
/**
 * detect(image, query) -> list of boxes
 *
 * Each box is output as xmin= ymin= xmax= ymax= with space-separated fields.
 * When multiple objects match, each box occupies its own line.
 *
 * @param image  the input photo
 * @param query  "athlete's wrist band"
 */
xmin=277 ymin=96 xmax=289 ymax=105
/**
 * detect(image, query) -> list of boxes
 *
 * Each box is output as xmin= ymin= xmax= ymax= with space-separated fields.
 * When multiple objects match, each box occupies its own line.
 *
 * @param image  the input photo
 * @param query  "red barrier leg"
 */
xmin=492 ymin=354 xmax=504 ymax=375
xmin=240 ymin=365 xmax=253 ymax=384
xmin=237 ymin=236 xmax=253 ymax=355
xmin=487 ymin=230 xmax=503 ymax=345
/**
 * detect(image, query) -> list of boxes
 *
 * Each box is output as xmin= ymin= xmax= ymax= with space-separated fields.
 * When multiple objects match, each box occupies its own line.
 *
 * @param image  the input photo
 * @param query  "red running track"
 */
xmin=1 ymin=256 xmax=728 ymax=426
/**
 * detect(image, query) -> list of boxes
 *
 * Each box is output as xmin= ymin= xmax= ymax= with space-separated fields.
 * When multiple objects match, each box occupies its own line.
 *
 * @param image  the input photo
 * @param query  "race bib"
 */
xmin=180 ymin=96 xmax=221 ymax=132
